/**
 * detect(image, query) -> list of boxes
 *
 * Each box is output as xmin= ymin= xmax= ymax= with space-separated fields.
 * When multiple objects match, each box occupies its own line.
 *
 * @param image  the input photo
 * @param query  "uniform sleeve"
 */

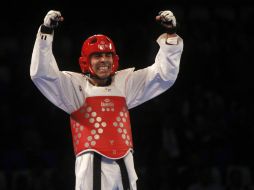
xmin=30 ymin=27 xmax=81 ymax=114
xmin=125 ymin=33 xmax=184 ymax=109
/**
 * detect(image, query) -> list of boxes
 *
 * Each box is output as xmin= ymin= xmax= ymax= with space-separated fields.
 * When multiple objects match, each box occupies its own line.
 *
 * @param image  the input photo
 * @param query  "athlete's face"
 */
xmin=90 ymin=52 xmax=113 ymax=79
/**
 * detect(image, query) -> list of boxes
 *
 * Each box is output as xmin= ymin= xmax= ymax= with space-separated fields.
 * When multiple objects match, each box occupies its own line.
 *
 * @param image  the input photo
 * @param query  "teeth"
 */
xmin=98 ymin=66 xmax=108 ymax=71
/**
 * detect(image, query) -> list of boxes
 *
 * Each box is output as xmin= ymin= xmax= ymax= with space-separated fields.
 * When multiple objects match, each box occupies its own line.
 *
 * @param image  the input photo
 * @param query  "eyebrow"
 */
xmin=92 ymin=52 xmax=113 ymax=56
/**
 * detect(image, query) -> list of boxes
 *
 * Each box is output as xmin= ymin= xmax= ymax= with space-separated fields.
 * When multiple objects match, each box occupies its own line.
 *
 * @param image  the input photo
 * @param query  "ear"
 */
xmin=79 ymin=57 xmax=88 ymax=73
xmin=111 ymin=55 xmax=119 ymax=74
xmin=79 ymin=56 xmax=85 ymax=64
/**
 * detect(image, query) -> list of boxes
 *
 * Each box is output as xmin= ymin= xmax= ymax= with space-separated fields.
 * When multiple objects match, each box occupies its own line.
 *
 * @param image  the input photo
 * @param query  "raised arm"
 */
xmin=30 ymin=10 xmax=63 ymax=81
xmin=124 ymin=10 xmax=184 ymax=109
xmin=30 ymin=10 xmax=80 ymax=114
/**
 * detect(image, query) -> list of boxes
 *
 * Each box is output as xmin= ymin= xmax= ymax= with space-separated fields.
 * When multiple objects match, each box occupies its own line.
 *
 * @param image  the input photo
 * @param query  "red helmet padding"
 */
xmin=79 ymin=34 xmax=119 ymax=75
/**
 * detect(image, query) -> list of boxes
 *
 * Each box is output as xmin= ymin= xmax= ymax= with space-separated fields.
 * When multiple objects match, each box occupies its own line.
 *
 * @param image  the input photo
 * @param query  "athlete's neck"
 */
xmin=88 ymin=76 xmax=112 ymax=86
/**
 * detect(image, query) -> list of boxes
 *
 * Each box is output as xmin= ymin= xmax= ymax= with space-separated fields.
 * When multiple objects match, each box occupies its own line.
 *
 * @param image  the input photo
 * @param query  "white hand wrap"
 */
xmin=43 ymin=10 xmax=62 ymax=28
xmin=159 ymin=10 xmax=176 ymax=27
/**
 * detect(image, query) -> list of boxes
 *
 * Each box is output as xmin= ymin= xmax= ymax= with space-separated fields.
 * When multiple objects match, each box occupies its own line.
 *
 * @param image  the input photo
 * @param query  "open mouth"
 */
xmin=97 ymin=65 xmax=111 ymax=72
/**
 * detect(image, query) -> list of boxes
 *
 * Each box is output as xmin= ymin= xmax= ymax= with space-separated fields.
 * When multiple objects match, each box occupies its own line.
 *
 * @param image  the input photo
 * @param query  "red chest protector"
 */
xmin=70 ymin=96 xmax=133 ymax=159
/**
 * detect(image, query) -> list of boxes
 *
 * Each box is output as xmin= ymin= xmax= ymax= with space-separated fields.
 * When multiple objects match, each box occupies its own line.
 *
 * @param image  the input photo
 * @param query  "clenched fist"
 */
xmin=43 ymin=10 xmax=64 ymax=29
xmin=156 ymin=10 xmax=177 ymax=34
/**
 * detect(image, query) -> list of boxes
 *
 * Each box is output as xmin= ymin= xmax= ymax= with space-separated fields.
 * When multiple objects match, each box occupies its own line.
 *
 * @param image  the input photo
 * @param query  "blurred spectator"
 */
xmin=187 ymin=166 xmax=224 ymax=190
xmin=0 ymin=171 xmax=7 ymax=190
xmin=225 ymin=166 xmax=254 ymax=190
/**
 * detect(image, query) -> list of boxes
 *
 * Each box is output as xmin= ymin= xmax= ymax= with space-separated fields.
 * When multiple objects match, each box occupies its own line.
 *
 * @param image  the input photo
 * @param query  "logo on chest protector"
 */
xmin=101 ymin=98 xmax=114 ymax=111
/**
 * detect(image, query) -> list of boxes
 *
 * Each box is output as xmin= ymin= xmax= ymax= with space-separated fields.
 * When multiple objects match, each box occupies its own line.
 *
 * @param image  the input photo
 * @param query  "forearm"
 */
xmin=153 ymin=33 xmax=183 ymax=82
xmin=30 ymin=26 xmax=59 ymax=80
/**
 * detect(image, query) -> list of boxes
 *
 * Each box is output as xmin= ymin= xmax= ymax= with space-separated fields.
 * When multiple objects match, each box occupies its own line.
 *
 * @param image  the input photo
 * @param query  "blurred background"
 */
xmin=1 ymin=0 xmax=254 ymax=189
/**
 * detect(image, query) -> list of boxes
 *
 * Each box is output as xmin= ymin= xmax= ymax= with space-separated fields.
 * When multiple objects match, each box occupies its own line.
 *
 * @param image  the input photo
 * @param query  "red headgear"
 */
xmin=79 ymin=34 xmax=119 ymax=75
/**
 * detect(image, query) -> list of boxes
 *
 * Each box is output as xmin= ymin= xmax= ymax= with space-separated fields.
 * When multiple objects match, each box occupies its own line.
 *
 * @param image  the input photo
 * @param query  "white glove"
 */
xmin=43 ymin=10 xmax=63 ymax=28
xmin=157 ymin=10 xmax=176 ymax=28
xmin=156 ymin=10 xmax=177 ymax=34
